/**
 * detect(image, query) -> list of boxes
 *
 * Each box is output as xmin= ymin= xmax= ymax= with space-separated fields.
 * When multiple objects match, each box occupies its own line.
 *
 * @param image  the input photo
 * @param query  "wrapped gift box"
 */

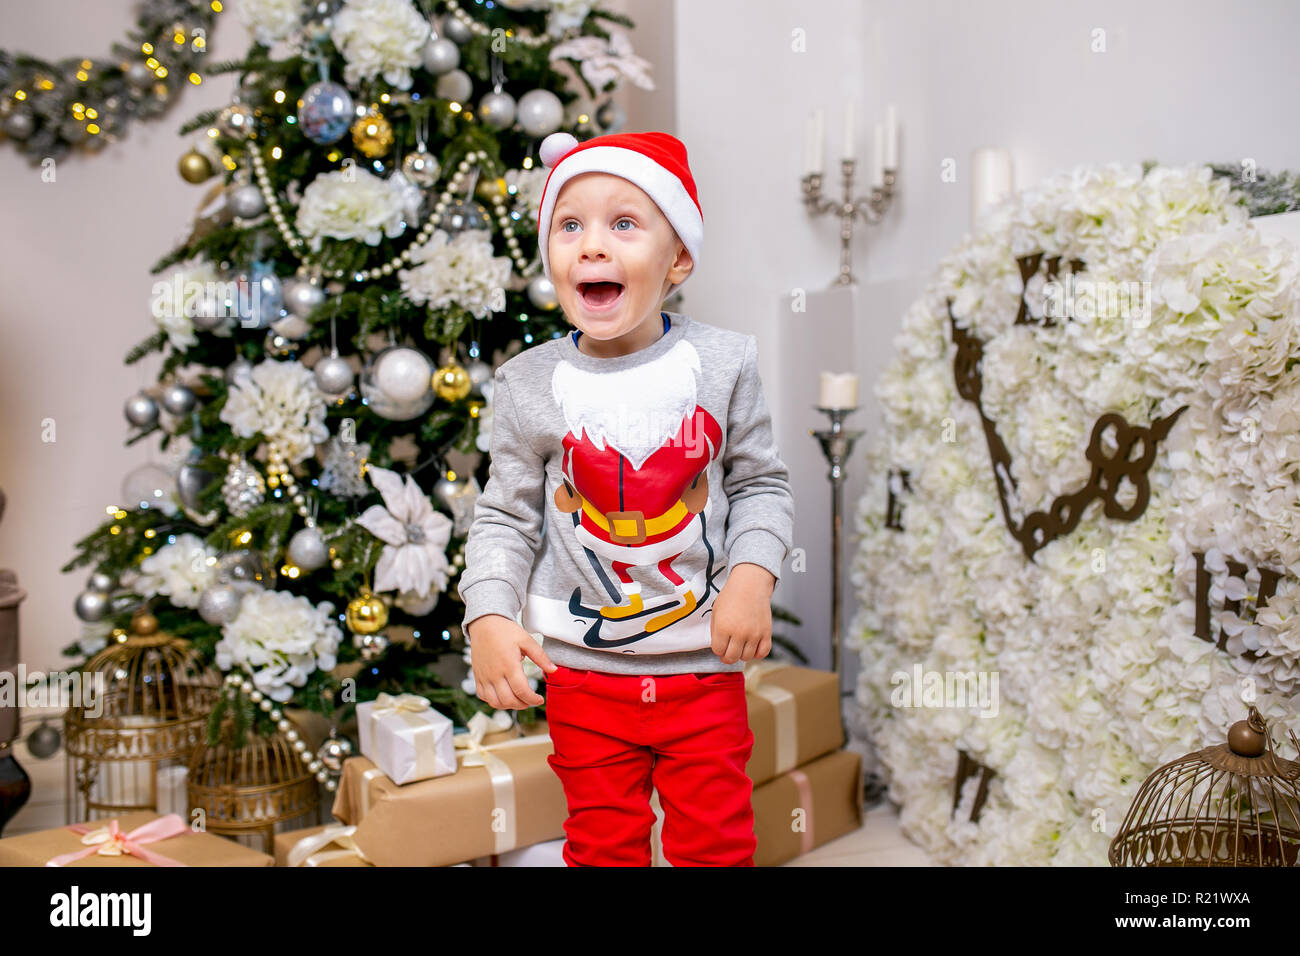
xmin=356 ymin=692 xmax=456 ymax=785
xmin=331 ymin=718 xmax=566 ymax=867
xmin=651 ymin=749 xmax=863 ymax=866
xmin=0 ymin=811 xmax=274 ymax=867
xmin=744 ymin=662 xmax=845 ymax=788
xmin=274 ymin=823 xmax=374 ymax=867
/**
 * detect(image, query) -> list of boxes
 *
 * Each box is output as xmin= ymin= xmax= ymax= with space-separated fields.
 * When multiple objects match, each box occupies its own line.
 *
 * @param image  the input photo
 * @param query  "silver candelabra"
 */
xmin=801 ymin=159 xmax=898 ymax=286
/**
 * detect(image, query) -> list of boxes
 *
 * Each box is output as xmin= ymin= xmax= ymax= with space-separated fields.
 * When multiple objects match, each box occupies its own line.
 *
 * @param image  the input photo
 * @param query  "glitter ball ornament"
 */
xmin=401 ymin=144 xmax=440 ymax=187
xmin=346 ymin=591 xmax=389 ymax=635
xmin=222 ymin=457 xmax=266 ymax=517
xmin=287 ymin=526 xmax=329 ymax=571
xmin=198 ymin=584 xmax=241 ymax=625
xmin=351 ymin=106 xmax=394 ymax=158
xmin=297 ymin=80 xmax=355 ymax=145
xmin=316 ymin=730 xmax=355 ymax=773
xmin=217 ymin=102 xmax=255 ymax=139
xmin=433 ymin=361 xmax=471 ymax=401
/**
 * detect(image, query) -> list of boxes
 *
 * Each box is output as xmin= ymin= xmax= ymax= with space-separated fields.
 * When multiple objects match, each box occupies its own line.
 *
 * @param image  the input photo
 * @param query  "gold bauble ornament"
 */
xmin=433 ymin=361 xmax=471 ymax=402
xmin=475 ymin=175 xmax=508 ymax=203
xmin=179 ymin=147 xmax=214 ymax=183
xmin=350 ymin=107 xmax=394 ymax=159
xmin=346 ymin=590 xmax=389 ymax=634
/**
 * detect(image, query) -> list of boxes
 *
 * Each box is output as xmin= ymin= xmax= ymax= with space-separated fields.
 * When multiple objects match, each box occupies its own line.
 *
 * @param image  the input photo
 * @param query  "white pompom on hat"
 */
xmin=535 ymin=130 xmax=702 ymax=299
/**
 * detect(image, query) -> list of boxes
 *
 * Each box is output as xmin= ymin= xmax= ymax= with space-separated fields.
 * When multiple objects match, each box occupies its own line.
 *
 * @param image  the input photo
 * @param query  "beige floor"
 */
xmin=780 ymin=799 xmax=934 ymax=866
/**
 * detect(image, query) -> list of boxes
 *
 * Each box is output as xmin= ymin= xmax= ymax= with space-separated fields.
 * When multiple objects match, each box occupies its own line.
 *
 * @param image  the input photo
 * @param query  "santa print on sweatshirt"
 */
xmin=548 ymin=335 xmax=725 ymax=647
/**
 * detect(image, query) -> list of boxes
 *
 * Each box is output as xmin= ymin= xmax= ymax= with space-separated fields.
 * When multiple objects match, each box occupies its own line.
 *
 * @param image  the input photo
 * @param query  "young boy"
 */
xmin=458 ymin=130 xmax=795 ymax=866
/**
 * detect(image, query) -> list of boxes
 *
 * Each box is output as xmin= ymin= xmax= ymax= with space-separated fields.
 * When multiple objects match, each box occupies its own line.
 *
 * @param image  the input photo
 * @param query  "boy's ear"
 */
xmin=668 ymin=242 xmax=694 ymax=284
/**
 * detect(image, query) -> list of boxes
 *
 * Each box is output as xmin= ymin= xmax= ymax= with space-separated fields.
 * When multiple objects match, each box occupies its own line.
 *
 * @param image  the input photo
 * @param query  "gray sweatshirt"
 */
xmin=458 ymin=311 xmax=794 ymax=675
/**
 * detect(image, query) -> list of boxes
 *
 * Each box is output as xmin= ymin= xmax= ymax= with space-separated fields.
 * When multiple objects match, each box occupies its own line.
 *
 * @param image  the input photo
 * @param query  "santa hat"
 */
xmin=536 ymin=130 xmax=702 ymax=299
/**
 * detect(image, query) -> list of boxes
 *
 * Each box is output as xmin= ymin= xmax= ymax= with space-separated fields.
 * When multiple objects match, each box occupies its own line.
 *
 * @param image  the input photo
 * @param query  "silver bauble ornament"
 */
xmin=121 ymin=463 xmax=177 ymax=513
xmin=316 ymin=730 xmax=355 ymax=773
xmin=434 ymin=69 xmax=473 ymax=103
xmin=216 ymin=549 xmax=273 ymax=591
xmin=440 ymin=12 xmax=473 ymax=43
xmin=4 ymin=111 xmax=34 ymax=140
xmin=225 ymin=356 xmax=254 ymax=386
xmin=159 ymin=382 xmax=197 ymax=416
xmin=439 ymin=198 xmax=489 ymax=233
xmin=516 ymin=89 xmax=564 ymax=137
xmin=479 ymin=90 xmax=516 ymax=129
xmin=314 ymin=352 xmax=354 ymax=395
xmin=198 ymin=584 xmax=242 ymax=624
xmin=297 ymin=80 xmax=355 ymax=145
xmin=228 ymin=183 xmax=266 ymax=218
xmin=217 ymin=102 xmax=255 ymax=139
xmin=400 ymin=144 xmax=440 ymax=187
xmin=353 ymin=630 xmax=389 ymax=662
xmin=222 ymin=457 xmax=266 ymax=517
xmin=191 ymin=307 xmax=230 ymax=333
xmin=177 ymin=462 xmax=217 ymax=509
xmin=285 ymin=276 xmax=326 ymax=318
xmin=87 ymin=571 xmax=115 ymax=593
xmin=361 ymin=346 xmax=435 ymax=421
xmin=596 ymin=100 xmax=627 ymax=134
xmin=421 ymin=36 xmax=460 ymax=75
xmin=26 ymin=721 xmax=61 ymax=759
xmin=287 ymin=526 xmax=329 ymax=571
xmin=527 ymin=275 xmax=558 ymax=310
xmin=233 ymin=266 xmax=284 ymax=329
xmin=467 ymin=359 xmax=492 ymax=396
xmin=74 ymin=590 xmax=110 ymax=622
xmin=124 ymin=392 xmax=159 ymax=427
xmin=433 ymin=472 xmax=468 ymax=509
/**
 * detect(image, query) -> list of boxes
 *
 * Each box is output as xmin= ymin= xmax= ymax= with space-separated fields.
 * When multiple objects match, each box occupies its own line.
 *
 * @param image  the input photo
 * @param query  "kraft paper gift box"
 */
xmin=471 ymin=838 xmax=566 ymax=866
xmin=275 ymin=823 xmax=375 ymax=867
xmin=331 ymin=712 xmax=566 ymax=867
xmin=743 ymin=661 xmax=845 ymax=788
xmin=356 ymin=691 xmax=456 ymax=785
xmin=0 ymin=810 xmax=275 ymax=867
xmin=650 ymin=749 xmax=863 ymax=866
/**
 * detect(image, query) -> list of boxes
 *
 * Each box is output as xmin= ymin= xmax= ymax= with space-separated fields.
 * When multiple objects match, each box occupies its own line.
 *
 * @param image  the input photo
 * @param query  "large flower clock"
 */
xmin=850 ymin=163 xmax=1300 ymax=865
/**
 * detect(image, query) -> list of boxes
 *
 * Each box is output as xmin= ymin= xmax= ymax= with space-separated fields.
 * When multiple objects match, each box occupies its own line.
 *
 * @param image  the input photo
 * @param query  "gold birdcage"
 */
xmin=64 ymin=608 xmax=221 ymax=822
xmin=1109 ymin=705 xmax=1300 ymax=866
xmin=186 ymin=680 xmax=320 ymax=855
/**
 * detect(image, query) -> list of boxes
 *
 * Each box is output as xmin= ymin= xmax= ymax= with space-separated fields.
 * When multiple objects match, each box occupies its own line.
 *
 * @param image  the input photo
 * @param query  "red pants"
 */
xmin=544 ymin=664 xmax=756 ymax=866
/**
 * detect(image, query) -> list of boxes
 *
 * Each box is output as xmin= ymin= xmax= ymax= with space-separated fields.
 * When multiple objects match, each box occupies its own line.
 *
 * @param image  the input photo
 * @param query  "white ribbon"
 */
xmin=744 ymin=660 xmax=798 ymax=775
xmin=367 ymin=692 xmax=443 ymax=782
xmin=451 ymin=711 xmax=537 ymax=855
xmin=287 ymin=824 xmax=372 ymax=867
xmin=371 ymin=692 xmax=431 ymax=716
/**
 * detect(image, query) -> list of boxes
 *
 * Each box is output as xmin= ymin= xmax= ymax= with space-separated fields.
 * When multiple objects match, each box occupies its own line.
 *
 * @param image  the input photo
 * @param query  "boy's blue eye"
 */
xmin=615 ymin=218 xmax=634 ymax=230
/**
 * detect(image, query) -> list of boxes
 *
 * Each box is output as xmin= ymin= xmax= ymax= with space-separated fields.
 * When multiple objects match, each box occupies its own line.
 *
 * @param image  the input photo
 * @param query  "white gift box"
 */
xmin=471 ymin=838 xmax=566 ymax=866
xmin=356 ymin=692 xmax=456 ymax=785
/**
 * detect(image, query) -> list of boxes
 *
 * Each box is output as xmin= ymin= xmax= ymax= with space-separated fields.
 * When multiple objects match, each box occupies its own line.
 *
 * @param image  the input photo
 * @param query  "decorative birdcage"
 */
xmin=64 ymin=607 xmax=222 ymax=822
xmin=186 ymin=675 xmax=320 ymax=855
xmin=1109 ymin=705 xmax=1300 ymax=866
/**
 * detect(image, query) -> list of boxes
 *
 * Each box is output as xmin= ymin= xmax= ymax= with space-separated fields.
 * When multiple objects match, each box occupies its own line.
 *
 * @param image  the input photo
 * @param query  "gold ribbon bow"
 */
xmin=744 ymin=660 xmax=798 ymax=775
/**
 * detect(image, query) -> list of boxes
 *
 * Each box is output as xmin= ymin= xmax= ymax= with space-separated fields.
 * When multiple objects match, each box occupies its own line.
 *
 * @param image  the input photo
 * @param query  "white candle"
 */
xmin=811 ymin=107 xmax=824 ymax=175
xmin=970 ymin=147 xmax=1014 ymax=228
xmin=884 ymin=103 xmax=898 ymax=168
xmin=819 ymin=371 xmax=859 ymax=409
xmin=872 ymin=122 xmax=884 ymax=187
xmin=843 ymin=99 xmax=856 ymax=161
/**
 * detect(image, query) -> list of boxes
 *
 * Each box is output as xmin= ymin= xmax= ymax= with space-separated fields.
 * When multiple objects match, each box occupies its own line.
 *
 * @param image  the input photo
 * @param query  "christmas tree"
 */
xmin=61 ymin=0 xmax=656 ymax=774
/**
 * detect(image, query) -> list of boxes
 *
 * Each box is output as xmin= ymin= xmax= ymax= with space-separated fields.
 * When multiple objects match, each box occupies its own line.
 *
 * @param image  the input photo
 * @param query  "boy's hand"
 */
xmin=710 ymin=563 xmax=776 ymax=664
xmin=467 ymin=615 xmax=557 ymax=710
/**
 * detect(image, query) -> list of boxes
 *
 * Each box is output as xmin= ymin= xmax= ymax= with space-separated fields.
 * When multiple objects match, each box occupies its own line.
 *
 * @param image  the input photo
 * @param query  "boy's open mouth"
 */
xmin=577 ymin=280 xmax=625 ymax=311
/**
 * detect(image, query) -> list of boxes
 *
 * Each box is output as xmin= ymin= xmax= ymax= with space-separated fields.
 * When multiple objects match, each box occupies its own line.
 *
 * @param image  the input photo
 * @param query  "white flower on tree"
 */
xmin=294 ymin=166 xmax=409 ymax=252
xmin=219 ymin=359 xmax=330 ymax=465
xmin=216 ymin=589 xmax=342 ymax=702
xmin=330 ymin=0 xmax=429 ymax=92
xmin=356 ymin=465 xmax=454 ymax=616
xmin=135 ymin=533 xmax=219 ymax=609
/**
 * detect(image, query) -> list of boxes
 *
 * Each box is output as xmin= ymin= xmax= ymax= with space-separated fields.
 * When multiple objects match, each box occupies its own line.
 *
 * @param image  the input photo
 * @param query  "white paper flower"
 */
xmin=294 ymin=167 xmax=409 ymax=252
xmin=330 ymin=0 xmax=429 ymax=91
xmin=505 ymin=166 xmax=548 ymax=224
xmin=216 ymin=590 xmax=342 ymax=702
xmin=219 ymin=359 xmax=330 ymax=464
xmin=237 ymin=0 xmax=306 ymax=46
xmin=549 ymin=30 xmax=654 ymax=91
xmin=356 ymin=465 xmax=454 ymax=613
xmin=397 ymin=230 xmax=512 ymax=318
xmin=135 ymin=533 xmax=219 ymax=609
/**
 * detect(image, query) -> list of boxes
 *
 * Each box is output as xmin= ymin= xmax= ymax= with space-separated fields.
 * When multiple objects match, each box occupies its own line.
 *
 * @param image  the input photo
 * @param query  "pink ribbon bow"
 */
xmin=46 ymin=814 xmax=191 ymax=867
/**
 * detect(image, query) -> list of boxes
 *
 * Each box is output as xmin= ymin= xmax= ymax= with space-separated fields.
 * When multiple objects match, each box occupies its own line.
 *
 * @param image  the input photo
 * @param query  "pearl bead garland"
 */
xmin=224 ymin=672 xmax=337 ymax=791
xmin=444 ymin=0 xmax=583 ymax=46
xmin=247 ymin=144 xmax=531 ymax=284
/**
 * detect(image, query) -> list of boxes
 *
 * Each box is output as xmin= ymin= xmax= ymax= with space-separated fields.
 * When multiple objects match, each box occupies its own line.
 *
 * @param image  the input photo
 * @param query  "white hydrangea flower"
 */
xmin=397 ymin=230 xmax=512 ymax=319
xmin=216 ymin=589 xmax=342 ymax=702
xmin=135 ymin=533 xmax=219 ymax=609
xmin=237 ymin=0 xmax=306 ymax=47
xmin=330 ymin=0 xmax=429 ymax=91
xmin=295 ymin=167 xmax=409 ymax=252
xmin=219 ymin=359 xmax=330 ymax=464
